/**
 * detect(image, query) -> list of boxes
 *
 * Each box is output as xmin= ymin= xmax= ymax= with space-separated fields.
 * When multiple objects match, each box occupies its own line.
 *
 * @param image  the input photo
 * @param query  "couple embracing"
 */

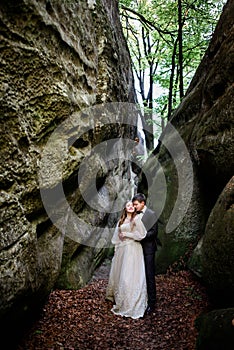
xmin=106 ymin=193 xmax=159 ymax=319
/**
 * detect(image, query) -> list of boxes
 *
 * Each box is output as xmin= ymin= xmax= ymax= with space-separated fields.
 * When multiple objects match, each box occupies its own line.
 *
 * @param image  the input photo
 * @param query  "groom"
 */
xmin=132 ymin=193 xmax=159 ymax=315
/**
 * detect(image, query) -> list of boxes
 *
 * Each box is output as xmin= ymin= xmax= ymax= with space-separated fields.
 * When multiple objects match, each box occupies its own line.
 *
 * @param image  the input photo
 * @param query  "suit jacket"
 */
xmin=140 ymin=208 xmax=159 ymax=255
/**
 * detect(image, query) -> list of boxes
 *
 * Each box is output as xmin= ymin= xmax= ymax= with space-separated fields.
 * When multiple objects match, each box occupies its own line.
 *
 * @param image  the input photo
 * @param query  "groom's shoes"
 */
xmin=145 ymin=304 xmax=155 ymax=316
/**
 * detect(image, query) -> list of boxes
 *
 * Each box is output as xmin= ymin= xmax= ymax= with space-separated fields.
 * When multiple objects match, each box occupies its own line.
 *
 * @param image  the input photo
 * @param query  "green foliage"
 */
xmin=119 ymin=0 xmax=226 ymax=140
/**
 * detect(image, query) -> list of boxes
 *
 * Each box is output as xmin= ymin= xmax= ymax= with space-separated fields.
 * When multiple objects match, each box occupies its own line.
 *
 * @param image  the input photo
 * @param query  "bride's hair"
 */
xmin=118 ymin=201 xmax=136 ymax=228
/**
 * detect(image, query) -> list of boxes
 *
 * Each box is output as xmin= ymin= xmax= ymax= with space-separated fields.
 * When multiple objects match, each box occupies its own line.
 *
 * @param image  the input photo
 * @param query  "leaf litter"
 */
xmin=17 ymin=267 xmax=210 ymax=350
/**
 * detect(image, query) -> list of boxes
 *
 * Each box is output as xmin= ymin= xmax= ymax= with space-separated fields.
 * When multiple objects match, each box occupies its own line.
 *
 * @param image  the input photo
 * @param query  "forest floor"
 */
xmin=17 ymin=258 xmax=211 ymax=350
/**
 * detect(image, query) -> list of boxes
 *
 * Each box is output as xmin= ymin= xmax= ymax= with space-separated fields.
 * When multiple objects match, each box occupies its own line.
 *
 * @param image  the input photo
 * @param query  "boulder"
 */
xmin=195 ymin=308 xmax=234 ymax=350
xmin=201 ymin=176 xmax=234 ymax=306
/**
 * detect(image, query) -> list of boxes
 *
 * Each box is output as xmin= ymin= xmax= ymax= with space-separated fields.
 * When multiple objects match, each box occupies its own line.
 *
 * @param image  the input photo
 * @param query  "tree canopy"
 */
xmin=119 ymin=0 xmax=226 ymax=145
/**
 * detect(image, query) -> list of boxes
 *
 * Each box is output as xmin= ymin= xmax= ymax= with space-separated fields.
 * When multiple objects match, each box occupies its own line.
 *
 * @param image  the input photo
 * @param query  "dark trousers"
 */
xmin=144 ymin=253 xmax=156 ymax=306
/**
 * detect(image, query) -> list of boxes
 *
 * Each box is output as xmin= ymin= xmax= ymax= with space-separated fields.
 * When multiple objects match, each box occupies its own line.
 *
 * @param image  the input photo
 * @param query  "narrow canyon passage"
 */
xmin=1 ymin=2 xmax=233 ymax=350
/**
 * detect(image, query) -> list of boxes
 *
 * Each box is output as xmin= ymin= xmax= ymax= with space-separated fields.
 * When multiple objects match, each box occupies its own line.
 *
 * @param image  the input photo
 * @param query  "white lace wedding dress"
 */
xmin=106 ymin=216 xmax=147 ymax=319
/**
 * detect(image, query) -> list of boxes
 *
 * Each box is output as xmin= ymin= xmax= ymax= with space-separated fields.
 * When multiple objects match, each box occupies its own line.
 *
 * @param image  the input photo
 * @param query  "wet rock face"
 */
xmin=143 ymin=0 xmax=234 ymax=280
xmin=0 ymin=0 xmax=135 ymax=330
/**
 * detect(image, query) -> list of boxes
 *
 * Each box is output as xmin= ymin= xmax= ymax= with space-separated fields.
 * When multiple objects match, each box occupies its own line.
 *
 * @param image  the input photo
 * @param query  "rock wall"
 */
xmin=139 ymin=0 xmax=233 ymax=347
xmin=0 ymin=0 xmax=135 ymax=339
xmin=141 ymin=0 xmax=234 ymax=294
xmin=201 ymin=176 xmax=234 ymax=305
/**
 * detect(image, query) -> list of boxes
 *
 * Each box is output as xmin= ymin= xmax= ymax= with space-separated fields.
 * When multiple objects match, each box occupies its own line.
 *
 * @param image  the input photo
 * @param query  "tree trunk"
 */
xmin=178 ymin=0 xmax=184 ymax=99
xmin=168 ymin=38 xmax=178 ymax=119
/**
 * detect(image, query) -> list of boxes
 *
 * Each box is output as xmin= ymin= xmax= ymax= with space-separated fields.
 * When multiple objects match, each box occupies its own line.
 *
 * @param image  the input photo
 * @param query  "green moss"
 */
xmin=156 ymin=239 xmax=191 ymax=274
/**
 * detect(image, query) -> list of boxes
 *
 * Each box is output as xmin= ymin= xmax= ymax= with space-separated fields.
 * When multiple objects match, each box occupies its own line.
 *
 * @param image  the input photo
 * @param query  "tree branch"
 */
xmin=120 ymin=5 xmax=176 ymax=37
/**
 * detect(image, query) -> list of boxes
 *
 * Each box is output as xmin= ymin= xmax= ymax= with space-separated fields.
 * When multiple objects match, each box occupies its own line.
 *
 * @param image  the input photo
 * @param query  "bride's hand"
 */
xmin=119 ymin=232 xmax=125 ymax=241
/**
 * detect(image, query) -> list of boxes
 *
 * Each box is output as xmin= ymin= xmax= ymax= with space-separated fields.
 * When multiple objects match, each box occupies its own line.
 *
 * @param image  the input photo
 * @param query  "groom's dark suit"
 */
xmin=139 ymin=207 xmax=158 ymax=308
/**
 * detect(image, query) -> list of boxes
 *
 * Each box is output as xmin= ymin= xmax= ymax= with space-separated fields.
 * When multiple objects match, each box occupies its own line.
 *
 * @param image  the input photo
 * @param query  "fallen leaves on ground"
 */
xmin=18 ymin=270 xmax=210 ymax=350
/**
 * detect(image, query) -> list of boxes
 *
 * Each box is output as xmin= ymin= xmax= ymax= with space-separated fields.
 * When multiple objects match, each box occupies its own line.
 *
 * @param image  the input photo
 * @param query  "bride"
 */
xmin=106 ymin=201 xmax=147 ymax=319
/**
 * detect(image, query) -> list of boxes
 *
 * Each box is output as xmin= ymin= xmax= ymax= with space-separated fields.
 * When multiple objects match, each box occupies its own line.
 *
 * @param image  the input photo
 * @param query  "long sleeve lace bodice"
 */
xmin=111 ymin=216 xmax=146 ymax=245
